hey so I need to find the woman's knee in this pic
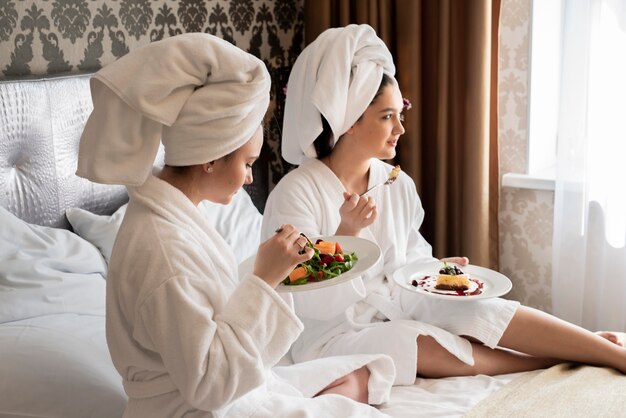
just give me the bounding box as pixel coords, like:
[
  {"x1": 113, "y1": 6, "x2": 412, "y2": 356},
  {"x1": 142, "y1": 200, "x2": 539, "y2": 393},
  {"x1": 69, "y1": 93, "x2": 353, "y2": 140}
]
[{"x1": 416, "y1": 335, "x2": 468, "y2": 378}]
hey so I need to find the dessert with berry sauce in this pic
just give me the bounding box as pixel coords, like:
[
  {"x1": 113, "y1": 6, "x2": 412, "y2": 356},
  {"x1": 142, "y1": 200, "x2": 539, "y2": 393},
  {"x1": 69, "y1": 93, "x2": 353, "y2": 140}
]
[{"x1": 435, "y1": 262, "x2": 470, "y2": 291}]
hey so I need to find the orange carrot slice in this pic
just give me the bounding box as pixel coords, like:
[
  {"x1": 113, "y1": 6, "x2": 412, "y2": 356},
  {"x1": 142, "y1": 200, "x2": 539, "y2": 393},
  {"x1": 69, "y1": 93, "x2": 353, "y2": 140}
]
[
  {"x1": 314, "y1": 240, "x2": 336, "y2": 255},
  {"x1": 289, "y1": 266, "x2": 309, "y2": 282}
]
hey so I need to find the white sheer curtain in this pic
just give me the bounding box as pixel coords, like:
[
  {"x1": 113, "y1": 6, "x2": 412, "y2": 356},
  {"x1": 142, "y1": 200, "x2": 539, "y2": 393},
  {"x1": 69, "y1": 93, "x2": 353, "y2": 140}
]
[{"x1": 552, "y1": 0, "x2": 626, "y2": 332}]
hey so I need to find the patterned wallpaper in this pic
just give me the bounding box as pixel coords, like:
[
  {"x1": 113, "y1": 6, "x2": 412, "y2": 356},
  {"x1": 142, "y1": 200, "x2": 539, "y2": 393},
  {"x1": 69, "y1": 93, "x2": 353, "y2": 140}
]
[
  {"x1": 498, "y1": 0, "x2": 554, "y2": 312},
  {"x1": 0, "y1": 0, "x2": 303, "y2": 76},
  {"x1": 0, "y1": 0, "x2": 304, "y2": 210}
]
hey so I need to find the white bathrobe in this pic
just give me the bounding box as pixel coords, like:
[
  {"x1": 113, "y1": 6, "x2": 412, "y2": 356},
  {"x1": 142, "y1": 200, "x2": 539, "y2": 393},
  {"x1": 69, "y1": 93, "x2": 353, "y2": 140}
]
[
  {"x1": 261, "y1": 158, "x2": 520, "y2": 385},
  {"x1": 106, "y1": 175, "x2": 396, "y2": 418}
]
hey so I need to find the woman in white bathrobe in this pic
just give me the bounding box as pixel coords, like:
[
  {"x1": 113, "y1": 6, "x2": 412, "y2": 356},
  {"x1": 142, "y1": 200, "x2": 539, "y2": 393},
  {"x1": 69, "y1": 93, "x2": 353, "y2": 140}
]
[
  {"x1": 76, "y1": 33, "x2": 397, "y2": 418},
  {"x1": 261, "y1": 24, "x2": 626, "y2": 386}
]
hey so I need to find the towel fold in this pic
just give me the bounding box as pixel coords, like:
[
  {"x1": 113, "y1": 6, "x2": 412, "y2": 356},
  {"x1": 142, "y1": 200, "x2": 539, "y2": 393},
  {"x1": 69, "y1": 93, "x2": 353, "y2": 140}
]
[
  {"x1": 77, "y1": 33, "x2": 270, "y2": 186},
  {"x1": 282, "y1": 24, "x2": 395, "y2": 165}
]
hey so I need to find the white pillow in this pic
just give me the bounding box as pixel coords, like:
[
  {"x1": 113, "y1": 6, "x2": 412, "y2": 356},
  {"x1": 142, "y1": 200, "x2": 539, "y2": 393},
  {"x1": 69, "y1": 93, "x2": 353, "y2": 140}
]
[
  {"x1": 0, "y1": 207, "x2": 107, "y2": 323},
  {"x1": 199, "y1": 190, "x2": 263, "y2": 263},
  {"x1": 66, "y1": 204, "x2": 128, "y2": 264},
  {"x1": 66, "y1": 190, "x2": 262, "y2": 264}
]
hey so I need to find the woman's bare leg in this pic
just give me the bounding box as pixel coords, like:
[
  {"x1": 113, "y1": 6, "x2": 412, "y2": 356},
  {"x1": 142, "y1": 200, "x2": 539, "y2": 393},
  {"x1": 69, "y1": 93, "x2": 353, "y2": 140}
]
[
  {"x1": 498, "y1": 306, "x2": 626, "y2": 372},
  {"x1": 416, "y1": 335, "x2": 561, "y2": 378},
  {"x1": 315, "y1": 366, "x2": 371, "y2": 404}
]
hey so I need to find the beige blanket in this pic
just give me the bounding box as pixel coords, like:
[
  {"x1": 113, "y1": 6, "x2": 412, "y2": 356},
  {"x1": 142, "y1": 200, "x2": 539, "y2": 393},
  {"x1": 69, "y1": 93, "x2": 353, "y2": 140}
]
[{"x1": 465, "y1": 362, "x2": 626, "y2": 418}]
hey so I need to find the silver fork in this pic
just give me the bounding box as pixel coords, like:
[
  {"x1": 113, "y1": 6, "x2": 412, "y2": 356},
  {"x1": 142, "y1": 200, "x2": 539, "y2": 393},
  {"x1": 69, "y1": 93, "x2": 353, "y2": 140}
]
[
  {"x1": 299, "y1": 232, "x2": 314, "y2": 246},
  {"x1": 274, "y1": 228, "x2": 315, "y2": 247},
  {"x1": 359, "y1": 165, "x2": 401, "y2": 196}
]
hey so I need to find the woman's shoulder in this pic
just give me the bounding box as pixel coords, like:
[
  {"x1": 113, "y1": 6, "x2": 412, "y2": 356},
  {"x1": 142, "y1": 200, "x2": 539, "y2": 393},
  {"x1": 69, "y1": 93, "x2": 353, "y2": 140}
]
[
  {"x1": 271, "y1": 158, "x2": 326, "y2": 192},
  {"x1": 120, "y1": 203, "x2": 209, "y2": 263}
]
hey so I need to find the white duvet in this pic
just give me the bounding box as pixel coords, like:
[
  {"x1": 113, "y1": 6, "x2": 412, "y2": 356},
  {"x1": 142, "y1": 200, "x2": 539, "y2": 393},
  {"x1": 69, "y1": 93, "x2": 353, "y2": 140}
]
[
  {"x1": 0, "y1": 314, "x2": 127, "y2": 418},
  {"x1": 0, "y1": 206, "x2": 126, "y2": 418}
]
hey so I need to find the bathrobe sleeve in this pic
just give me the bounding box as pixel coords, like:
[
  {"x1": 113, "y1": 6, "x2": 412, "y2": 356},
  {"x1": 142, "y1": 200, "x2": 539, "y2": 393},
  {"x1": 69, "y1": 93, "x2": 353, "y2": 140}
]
[
  {"x1": 261, "y1": 167, "x2": 367, "y2": 320},
  {"x1": 135, "y1": 273, "x2": 303, "y2": 411}
]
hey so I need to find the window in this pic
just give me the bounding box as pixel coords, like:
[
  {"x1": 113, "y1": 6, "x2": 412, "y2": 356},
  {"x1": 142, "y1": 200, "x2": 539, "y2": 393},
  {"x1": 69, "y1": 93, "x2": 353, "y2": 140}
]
[
  {"x1": 527, "y1": 0, "x2": 561, "y2": 178},
  {"x1": 501, "y1": 0, "x2": 561, "y2": 191}
]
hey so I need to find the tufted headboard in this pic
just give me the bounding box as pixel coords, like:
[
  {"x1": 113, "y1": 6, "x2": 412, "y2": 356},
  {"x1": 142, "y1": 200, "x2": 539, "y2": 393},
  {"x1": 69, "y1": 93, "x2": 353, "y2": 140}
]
[{"x1": 0, "y1": 74, "x2": 129, "y2": 230}]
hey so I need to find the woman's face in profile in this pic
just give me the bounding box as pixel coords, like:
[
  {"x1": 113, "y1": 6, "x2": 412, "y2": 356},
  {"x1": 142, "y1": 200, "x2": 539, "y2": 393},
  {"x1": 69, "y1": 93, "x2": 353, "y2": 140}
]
[
  {"x1": 351, "y1": 83, "x2": 405, "y2": 160},
  {"x1": 208, "y1": 125, "x2": 263, "y2": 204}
]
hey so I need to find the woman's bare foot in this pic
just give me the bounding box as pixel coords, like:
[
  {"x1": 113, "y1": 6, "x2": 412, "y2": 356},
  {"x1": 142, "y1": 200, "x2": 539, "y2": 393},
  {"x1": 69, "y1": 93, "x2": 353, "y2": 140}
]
[
  {"x1": 595, "y1": 331, "x2": 626, "y2": 373},
  {"x1": 596, "y1": 331, "x2": 624, "y2": 347}
]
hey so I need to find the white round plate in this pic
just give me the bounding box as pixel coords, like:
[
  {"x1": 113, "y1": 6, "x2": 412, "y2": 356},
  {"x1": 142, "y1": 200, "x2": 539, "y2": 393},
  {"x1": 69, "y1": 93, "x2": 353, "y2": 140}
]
[
  {"x1": 239, "y1": 235, "x2": 381, "y2": 293},
  {"x1": 392, "y1": 260, "x2": 512, "y2": 301}
]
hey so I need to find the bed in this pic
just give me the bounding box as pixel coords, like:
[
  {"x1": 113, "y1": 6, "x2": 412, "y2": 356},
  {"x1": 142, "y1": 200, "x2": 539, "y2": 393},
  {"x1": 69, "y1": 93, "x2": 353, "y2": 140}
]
[{"x1": 1, "y1": 74, "x2": 624, "y2": 418}]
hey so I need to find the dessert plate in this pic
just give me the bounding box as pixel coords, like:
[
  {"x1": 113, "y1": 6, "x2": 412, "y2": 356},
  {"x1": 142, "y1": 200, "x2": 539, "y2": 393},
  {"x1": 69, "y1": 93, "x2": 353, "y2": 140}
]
[
  {"x1": 239, "y1": 235, "x2": 381, "y2": 293},
  {"x1": 392, "y1": 260, "x2": 512, "y2": 301}
]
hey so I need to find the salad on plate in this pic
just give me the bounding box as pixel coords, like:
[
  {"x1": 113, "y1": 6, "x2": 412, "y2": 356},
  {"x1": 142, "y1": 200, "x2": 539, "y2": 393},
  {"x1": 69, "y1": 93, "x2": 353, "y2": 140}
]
[{"x1": 282, "y1": 238, "x2": 358, "y2": 286}]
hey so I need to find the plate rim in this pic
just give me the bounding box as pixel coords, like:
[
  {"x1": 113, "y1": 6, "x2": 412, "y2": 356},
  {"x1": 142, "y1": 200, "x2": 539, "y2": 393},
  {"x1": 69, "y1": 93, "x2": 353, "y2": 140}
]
[
  {"x1": 392, "y1": 260, "x2": 512, "y2": 301},
  {"x1": 239, "y1": 235, "x2": 382, "y2": 293}
]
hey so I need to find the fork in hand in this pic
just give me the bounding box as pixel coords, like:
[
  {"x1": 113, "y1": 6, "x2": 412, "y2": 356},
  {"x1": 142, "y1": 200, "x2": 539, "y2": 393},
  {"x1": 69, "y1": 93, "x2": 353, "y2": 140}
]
[
  {"x1": 359, "y1": 165, "x2": 401, "y2": 196},
  {"x1": 274, "y1": 228, "x2": 314, "y2": 248}
]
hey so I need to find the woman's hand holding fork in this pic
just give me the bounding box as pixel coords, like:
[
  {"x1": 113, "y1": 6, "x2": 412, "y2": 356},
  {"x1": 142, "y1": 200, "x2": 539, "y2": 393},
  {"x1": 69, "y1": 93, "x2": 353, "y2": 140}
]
[{"x1": 335, "y1": 192, "x2": 377, "y2": 236}]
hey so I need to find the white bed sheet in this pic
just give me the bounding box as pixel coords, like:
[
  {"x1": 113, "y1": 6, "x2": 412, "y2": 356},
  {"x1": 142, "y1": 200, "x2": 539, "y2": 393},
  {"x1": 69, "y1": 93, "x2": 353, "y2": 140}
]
[
  {"x1": 379, "y1": 372, "x2": 521, "y2": 417},
  {"x1": 275, "y1": 348, "x2": 522, "y2": 417},
  {"x1": 0, "y1": 313, "x2": 126, "y2": 418}
]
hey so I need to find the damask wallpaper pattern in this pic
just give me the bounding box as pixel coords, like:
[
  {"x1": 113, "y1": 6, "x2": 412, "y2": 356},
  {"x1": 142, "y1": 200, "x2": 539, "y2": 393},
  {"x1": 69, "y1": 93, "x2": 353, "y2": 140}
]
[
  {"x1": 0, "y1": 0, "x2": 304, "y2": 210},
  {"x1": 498, "y1": 0, "x2": 554, "y2": 312},
  {"x1": 0, "y1": 0, "x2": 302, "y2": 76}
]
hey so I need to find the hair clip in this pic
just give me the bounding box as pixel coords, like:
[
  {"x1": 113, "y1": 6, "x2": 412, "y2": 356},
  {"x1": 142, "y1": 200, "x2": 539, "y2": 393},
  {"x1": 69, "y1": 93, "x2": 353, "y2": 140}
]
[{"x1": 403, "y1": 98, "x2": 412, "y2": 110}]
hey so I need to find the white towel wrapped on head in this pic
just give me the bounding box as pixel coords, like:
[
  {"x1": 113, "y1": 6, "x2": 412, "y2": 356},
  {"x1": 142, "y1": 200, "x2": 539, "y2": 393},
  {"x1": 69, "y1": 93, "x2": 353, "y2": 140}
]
[
  {"x1": 282, "y1": 24, "x2": 395, "y2": 165},
  {"x1": 77, "y1": 33, "x2": 270, "y2": 186}
]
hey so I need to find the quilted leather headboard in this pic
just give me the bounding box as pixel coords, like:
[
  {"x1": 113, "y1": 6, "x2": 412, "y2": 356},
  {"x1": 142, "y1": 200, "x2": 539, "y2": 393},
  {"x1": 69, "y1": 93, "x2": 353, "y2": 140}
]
[{"x1": 0, "y1": 74, "x2": 128, "y2": 230}]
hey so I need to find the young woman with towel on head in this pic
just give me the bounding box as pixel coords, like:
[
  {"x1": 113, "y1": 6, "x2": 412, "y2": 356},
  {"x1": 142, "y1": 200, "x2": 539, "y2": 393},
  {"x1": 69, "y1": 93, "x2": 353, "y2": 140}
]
[
  {"x1": 261, "y1": 24, "x2": 626, "y2": 386},
  {"x1": 76, "y1": 33, "x2": 397, "y2": 418}
]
